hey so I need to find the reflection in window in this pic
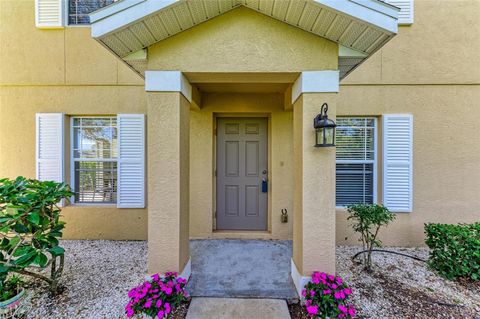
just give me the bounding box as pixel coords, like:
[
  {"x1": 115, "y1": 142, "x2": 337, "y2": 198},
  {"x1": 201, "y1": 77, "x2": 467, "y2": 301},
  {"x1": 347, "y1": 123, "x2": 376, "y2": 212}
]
[
  {"x1": 68, "y1": 0, "x2": 115, "y2": 25},
  {"x1": 335, "y1": 118, "x2": 376, "y2": 206},
  {"x1": 72, "y1": 117, "x2": 117, "y2": 204}
]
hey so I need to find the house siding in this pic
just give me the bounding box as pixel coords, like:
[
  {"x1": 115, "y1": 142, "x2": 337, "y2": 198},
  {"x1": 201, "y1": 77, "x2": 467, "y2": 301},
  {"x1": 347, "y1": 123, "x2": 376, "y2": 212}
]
[{"x1": 1, "y1": 0, "x2": 479, "y2": 245}]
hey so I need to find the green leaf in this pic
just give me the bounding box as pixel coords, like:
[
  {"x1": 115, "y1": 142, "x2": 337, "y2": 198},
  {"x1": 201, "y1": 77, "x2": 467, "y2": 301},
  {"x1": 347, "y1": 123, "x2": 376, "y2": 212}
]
[
  {"x1": 49, "y1": 246, "x2": 65, "y2": 256},
  {"x1": 0, "y1": 216, "x2": 12, "y2": 223},
  {"x1": 34, "y1": 253, "x2": 49, "y2": 267},
  {"x1": 26, "y1": 212, "x2": 40, "y2": 224},
  {"x1": 13, "y1": 251, "x2": 37, "y2": 267},
  {"x1": 13, "y1": 245, "x2": 34, "y2": 257}
]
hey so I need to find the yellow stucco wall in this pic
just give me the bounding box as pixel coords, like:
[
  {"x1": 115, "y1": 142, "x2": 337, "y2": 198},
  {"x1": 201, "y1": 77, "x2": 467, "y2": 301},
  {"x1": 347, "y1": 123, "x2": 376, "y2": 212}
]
[
  {"x1": 1, "y1": 0, "x2": 479, "y2": 247},
  {"x1": 148, "y1": 7, "x2": 337, "y2": 73},
  {"x1": 336, "y1": 85, "x2": 480, "y2": 246},
  {"x1": 0, "y1": 0, "x2": 147, "y2": 240},
  {"x1": 147, "y1": 92, "x2": 190, "y2": 273},
  {"x1": 335, "y1": 0, "x2": 480, "y2": 246},
  {"x1": 293, "y1": 93, "x2": 337, "y2": 275}
]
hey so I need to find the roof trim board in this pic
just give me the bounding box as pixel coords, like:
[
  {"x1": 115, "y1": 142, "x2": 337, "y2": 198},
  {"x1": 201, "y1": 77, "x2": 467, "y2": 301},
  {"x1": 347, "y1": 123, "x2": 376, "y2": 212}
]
[{"x1": 90, "y1": 0, "x2": 399, "y2": 79}]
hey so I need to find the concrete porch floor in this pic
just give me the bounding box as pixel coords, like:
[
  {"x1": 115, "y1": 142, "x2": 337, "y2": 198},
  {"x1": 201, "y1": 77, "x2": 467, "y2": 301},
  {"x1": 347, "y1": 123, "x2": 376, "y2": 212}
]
[{"x1": 187, "y1": 239, "x2": 298, "y2": 299}]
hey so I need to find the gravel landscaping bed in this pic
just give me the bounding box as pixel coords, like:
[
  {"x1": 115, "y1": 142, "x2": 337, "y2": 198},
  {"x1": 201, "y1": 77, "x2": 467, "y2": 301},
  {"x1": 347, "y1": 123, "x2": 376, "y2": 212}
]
[
  {"x1": 290, "y1": 246, "x2": 480, "y2": 319},
  {"x1": 337, "y1": 246, "x2": 479, "y2": 319},
  {"x1": 24, "y1": 241, "x2": 480, "y2": 319},
  {"x1": 27, "y1": 240, "x2": 148, "y2": 319}
]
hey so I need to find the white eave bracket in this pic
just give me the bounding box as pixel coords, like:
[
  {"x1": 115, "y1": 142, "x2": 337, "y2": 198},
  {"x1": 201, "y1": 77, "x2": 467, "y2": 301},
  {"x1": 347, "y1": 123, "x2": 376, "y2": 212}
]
[
  {"x1": 145, "y1": 71, "x2": 192, "y2": 103},
  {"x1": 292, "y1": 71, "x2": 340, "y2": 104}
]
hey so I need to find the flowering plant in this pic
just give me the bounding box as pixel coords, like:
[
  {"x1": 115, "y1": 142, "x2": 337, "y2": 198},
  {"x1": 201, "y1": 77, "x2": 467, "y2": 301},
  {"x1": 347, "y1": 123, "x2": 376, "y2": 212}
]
[
  {"x1": 302, "y1": 272, "x2": 356, "y2": 319},
  {"x1": 125, "y1": 272, "x2": 188, "y2": 319}
]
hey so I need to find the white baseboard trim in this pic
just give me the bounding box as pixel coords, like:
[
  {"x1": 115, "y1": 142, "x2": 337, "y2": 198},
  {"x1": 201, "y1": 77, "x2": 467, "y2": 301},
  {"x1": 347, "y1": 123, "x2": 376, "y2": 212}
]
[
  {"x1": 291, "y1": 258, "x2": 311, "y2": 298},
  {"x1": 179, "y1": 257, "x2": 192, "y2": 281}
]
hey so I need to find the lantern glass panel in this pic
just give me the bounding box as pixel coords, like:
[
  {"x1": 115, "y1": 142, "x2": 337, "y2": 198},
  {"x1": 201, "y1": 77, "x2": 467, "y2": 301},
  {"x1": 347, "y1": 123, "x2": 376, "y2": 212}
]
[{"x1": 325, "y1": 127, "x2": 334, "y2": 145}]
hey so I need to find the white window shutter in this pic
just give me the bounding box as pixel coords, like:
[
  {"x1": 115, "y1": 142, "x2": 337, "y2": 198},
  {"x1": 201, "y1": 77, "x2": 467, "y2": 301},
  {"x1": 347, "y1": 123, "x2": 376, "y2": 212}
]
[
  {"x1": 117, "y1": 114, "x2": 145, "y2": 208},
  {"x1": 383, "y1": 114, "x2": 413, "y2": 212},
  {"x1": 36, "y1": 113, "x2": 64, "y2": 183},
  {"x1": 35, "y1": 0, "x2": 65, "y2": 28},
  {"x1": 386, "y1": 0, "x2": 414, "y2": 25}
]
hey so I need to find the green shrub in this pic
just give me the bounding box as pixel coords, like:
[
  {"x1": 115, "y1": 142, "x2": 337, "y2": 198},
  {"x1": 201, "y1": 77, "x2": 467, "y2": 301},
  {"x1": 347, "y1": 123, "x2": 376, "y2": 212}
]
[
  {"x1": 424, "y1": 222, "x2": 480, "y2": 281},
  {"x1": 0, "y1": 176, "x2": 73, "y2": 294},
  {"x1": 346, "y1": 204, "x2": 395, "y2": 271}
]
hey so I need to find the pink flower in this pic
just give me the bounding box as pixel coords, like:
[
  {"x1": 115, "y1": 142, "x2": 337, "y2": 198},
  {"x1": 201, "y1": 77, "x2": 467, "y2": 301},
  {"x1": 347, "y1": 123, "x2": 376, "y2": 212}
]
[
  {"x1": 322, "y1": 289, "x2": 332, "y2": 295},
  {"x1": 348, "y1": 306, "x2": 356, "y2": 317},
  {"x1": 338, "y1": 304, "x2": 348, "y2": 313},
  {"x1": 310, "y1": 290, "x2": 315, "y2": 296},
  {"x1": 344, "y1": 288, "x2": 352, "y2": 295},
  {"x1": 152, "y1": 274, "x2": 160, "y2": 281},
  {"x1": 312, "y1": 277, "x2": 320, "y2": 284},
  {"x1": 336, "y1": 277, "x2": 343, "y2": 285},
  {"x1": 328, "y1": 275, "x2": 335, "y2": 281},
  {"x1": 306, "y1": 305, "x2": 319, "y2": 317},
  {"x1": 305, "y1": 299, "x2": 312, "y2": 306},
  {"x1": 156, "y1": 299, "x2": 163, "y2": 308},
  {"x1": 144, "y1": 300, "x2": 153, "y2": 309},
  {"x1": 125, "y1": 305, "x2": 134, "y2": 318},
  {"x1": 157, "y1": 310, "x2": 164, "y2": 318},
  {"x1": 164, "y1": 302, "x2": 171, "y2": 314},
  {"x1": 301, "y1": 289, "x2": 307, "y2": 297},
  {"x1": 331, "y1": 284, "x2": 338, "y2": 289},
  {"x1": 334, "y1": 291, "x2": 345, "y2": 300}
]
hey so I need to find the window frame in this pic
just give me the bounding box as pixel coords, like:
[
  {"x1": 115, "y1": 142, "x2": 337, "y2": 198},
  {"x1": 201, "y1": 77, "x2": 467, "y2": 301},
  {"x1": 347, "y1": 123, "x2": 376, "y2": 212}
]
[
  {"x1": 65, "y1": 0, "x2": 116, "y2": 26},
  {"x1": 335, "y1": 117, "x2": 378, "y2": 208},
  {"x1": 70, "y1": 116, "x2": 118, "y2": 206}
]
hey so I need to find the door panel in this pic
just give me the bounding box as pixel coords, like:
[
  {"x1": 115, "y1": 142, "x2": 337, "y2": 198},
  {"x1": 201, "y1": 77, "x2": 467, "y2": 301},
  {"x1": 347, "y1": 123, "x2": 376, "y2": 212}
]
[{"x1": 217, "y1": 118, "x2": 268, "y2": 230}]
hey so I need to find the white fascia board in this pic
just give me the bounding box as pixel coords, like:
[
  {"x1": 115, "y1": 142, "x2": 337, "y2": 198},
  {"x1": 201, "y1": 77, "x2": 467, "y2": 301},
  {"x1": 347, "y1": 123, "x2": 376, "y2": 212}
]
[
  {"x1": 315, "y1": 0, "x2": 398, "y2": 34},
  {"x1": 90, "y1": 0, "x2": 145, "y2": 23},
  {"x1": 350, "y1": 0, "x2": 400, "y2": 18},
  {"x1": 145, "y1": 71, "x2": 192, "y2": 102},
  {"x1": 339, "y1": 45, "x2": 368, "y2": 58},
  {"x1": 292, "y1": 71, "x2": 339, "y2": 104},
  {"x1": 91, "y1": 0, "x2": 180, "y2": 38}
]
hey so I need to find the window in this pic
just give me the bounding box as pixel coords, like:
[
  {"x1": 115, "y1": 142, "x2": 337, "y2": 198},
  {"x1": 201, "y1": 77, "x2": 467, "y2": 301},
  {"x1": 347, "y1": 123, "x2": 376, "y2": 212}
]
[
  {"x1": 72, "y1": 117, "x2": 117, "y2": 204},
  {"x1": 68, "y1": 0, "x2": 115, "y2": 25},
  {"x1": 336, "y1": 118, "x2": 376, "y2": 206}
]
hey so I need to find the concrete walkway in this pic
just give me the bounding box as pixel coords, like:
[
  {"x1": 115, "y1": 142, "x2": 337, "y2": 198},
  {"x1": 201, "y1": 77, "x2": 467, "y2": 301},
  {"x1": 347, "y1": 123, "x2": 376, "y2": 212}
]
[
  {"x1": 185, "y1": 298, "x2": 291, "y2": 319},
  {"x1": 187, "y1": 239, "x2": 297, "y2": 299}
]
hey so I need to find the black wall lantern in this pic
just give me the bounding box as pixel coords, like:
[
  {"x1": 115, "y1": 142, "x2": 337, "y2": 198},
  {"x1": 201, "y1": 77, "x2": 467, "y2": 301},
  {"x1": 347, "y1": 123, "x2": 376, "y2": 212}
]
[{"x1": 313, "y1": 103, "x2": 336, "y2": 147}]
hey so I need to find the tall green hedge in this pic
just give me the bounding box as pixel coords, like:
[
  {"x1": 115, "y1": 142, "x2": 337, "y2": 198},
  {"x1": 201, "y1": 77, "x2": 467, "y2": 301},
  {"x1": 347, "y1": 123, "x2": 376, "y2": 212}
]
[{"x1": 424, "y1": 222, "x2": 480, "y2": 281}]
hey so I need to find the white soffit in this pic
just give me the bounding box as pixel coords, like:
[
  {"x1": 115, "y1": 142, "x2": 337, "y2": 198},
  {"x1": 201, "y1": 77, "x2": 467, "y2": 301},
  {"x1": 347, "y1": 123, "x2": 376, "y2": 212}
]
[{"x1": 90, "y1": 0, "x2": 399, "y2": 78}]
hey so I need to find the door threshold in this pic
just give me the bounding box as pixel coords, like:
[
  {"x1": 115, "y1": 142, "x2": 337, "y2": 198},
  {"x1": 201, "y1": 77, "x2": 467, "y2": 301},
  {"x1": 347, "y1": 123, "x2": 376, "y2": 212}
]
[{"x1": 211, "y1": 230, "x2": 272, "y2": 240}]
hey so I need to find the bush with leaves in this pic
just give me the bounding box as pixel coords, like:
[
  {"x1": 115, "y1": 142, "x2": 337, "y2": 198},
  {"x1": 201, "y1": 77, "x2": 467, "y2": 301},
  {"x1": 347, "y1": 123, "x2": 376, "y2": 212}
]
[
  {"x1": 425, "y1": 222, "x2": 480, "y2": 281},
  {"x1": 0, "y1": 177, "x2": 73, "y2": 294},
  {"x1": 346, "y1": 204, "x2": 395, "y2": 271}
]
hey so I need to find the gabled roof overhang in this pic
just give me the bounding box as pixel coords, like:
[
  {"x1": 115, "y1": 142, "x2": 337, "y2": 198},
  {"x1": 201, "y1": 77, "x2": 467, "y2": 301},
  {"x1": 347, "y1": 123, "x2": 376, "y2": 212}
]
[{"x1": 90, "y1": 0, "x2": 399, "y2": 79}]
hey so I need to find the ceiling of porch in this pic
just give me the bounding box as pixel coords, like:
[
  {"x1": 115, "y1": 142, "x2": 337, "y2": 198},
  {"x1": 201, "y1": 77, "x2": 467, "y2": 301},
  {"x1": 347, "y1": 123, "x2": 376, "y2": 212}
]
[{"x1": 90, "y1": 0, "x2": 399, "y2": 80}]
